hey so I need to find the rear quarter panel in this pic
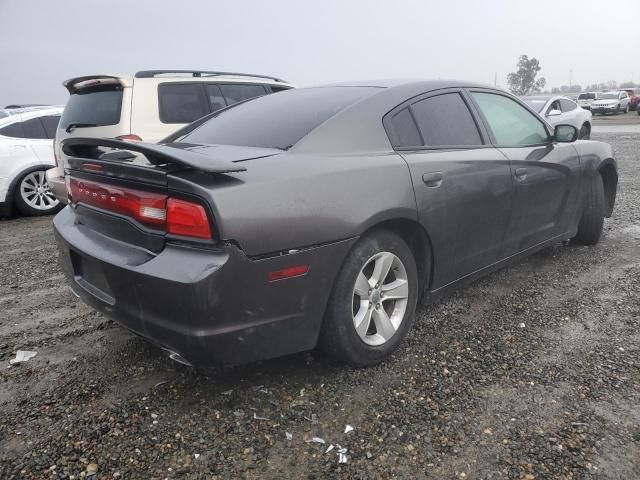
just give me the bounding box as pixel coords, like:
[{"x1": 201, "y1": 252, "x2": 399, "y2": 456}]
[{"x1": 169, "y1": 152, "x2": 418, "y2": 256}]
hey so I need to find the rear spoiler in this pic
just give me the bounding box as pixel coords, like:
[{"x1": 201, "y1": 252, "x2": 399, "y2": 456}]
[
  {"x1": 63, "y1": 75, "x2": 132, "y2": 93},
  {"x1": 61, "y1": 137, "x2": 247, "y2": 174}
]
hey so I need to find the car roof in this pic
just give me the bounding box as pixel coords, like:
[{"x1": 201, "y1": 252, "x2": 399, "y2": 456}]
[
  {"x1": 63, "y1": 71, "x2": 293, "y2": 92},
  {"x1": 289, "y1": 80, "x2": 502, "y2": 154}
]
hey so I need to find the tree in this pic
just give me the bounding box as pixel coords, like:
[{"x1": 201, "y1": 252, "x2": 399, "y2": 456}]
[
  {"x1": 507, "y1": 55, "x2": 547, "y2": 95},
  {"x1": 620, "y1": 81, "x2": 637, "y2": 88}
]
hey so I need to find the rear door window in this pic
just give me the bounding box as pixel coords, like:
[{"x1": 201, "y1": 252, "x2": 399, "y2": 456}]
[
  {"x1": 22, "y1": 117, "x2": 48, "y2": 139},
  {"x1": 158, "y1": 84, "x2": 209, "y2": 124},
  {"x1": 0, "y1": 121, "x2": 25, "y2": 138},
  {"x1": 40, "y1": 115, "x2": 60, "y2": 139},
  {"x1": 205, "y1": 84, "x2": 227, "y2": 112},
  {"x1": 219, "y1": 84, "x2": 268, "y2": 106},
  {"x1": 410, "y1": 93, "x2": 482, "y2": 147},
  {"x1": 560, "y1": 99, "x2": 577, "y2": 112},
  {"x1": 387, "y1": 108, "x2": 422, "y2": 148},
  {"x1": 60, "y1": 87, "x2": 123, "y2": 130}
]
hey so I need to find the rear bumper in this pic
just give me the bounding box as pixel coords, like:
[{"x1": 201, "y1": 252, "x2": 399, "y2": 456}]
[
  {"x1": 54, "y1": 206, "x2": 355, "y2": 365},
  {"x1": 46, "y1": 167, "x2": 68, "y2": 204}
]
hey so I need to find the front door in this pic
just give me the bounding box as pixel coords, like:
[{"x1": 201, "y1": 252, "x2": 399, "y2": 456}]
[{"x1": 469, "y1": 90, "x2": 580, "y2": 257}]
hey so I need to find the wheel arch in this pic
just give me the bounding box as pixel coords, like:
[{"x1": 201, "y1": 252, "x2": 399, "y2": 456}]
[{"x1": 361, "y1": 218, "x2": 434, "y2": 298}]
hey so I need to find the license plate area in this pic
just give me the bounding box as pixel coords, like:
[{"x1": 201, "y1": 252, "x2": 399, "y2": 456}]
[{"x1": 70, "y1": 250, "x2": 115, "y2": 305}]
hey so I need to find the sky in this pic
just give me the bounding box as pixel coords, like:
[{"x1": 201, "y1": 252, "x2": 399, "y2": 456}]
[{"x1": 1, "y1": 0, "x2": 639, "y2": 106}]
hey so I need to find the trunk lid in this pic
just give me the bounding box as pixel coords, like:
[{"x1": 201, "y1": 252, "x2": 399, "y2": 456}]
[{"x1": 61, "y1": 138, "x2": 277, "y2": 252}]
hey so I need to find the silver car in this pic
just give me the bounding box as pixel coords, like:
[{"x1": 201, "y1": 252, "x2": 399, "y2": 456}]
[{"x1": 522, "y1": 95, "x2": 593, "y2": 139}]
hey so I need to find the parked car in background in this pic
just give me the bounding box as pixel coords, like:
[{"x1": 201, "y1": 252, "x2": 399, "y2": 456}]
[
  {"x1": 590, "y1": 91, "x2": 630, "y2": 115},
  {"x1": 46, "y1": 70, "x2": 293, "y2": 204},
  {"x1": 54, "y1": 81, "x2": 617, "y2": 367},
  {"x1": 577, "y1": 91, "x2": 601, "y2": 110},
  {"x1": 620, "y1": 88, "x2": 640, "y2": 110},
  {"x1": 0, "y1": 106, "x2": 63, "y2": 216},
  {"x1": 521, "y1": 95, "x2": 592, "y2": 139}
]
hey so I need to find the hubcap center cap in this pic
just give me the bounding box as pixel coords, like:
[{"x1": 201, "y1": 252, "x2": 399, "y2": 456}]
[{"x1": 371, "y1": 289, "x2": 381, "y2": 304}]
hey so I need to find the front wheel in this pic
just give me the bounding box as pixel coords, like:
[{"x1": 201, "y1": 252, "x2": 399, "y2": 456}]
[
  {"x1": 318, "y1": 230, "x2": 419, "y2": 367},
  {"x1": 13, "y1": 168, "x2": 61, "y2": 216},
  {"x1": 572, "y1": 174, "x2": 605, "y2": 246}
]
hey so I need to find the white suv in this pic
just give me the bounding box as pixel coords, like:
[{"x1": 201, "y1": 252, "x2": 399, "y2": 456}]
[
  {"x1": 590, "y1": 90, "x2": 631, "y2": 115},
  {"x1": 0, "y1": 106, "x2": 63, "y2": 216},
  {"x1": 576, "y1": 92, "x2": 601, "y2": 110},
  {"x1": 47, "y1": 70, "x2": 293, "y2": 201}
]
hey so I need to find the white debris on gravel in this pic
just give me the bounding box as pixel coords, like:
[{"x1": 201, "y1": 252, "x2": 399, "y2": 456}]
[
  {"x1": 344, "y1": 424, "x2": 354, "y2": 434},
  {"x1": 308, "y1": 437, "x2": 325, "y2": 444},
  {"x1": 325, "y1": 444, "x2": 334, "y2": 453},
  {"x1": 285, "y1": 432, "x2": 293, "y2": 441},
  {"x1": 9, "y1": 350, "x2": 37, "y2": 365}
]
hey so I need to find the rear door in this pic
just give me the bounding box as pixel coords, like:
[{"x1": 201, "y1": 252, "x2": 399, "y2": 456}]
[
  {"x1": 385, "y1": 89, "x2": 513, "y2": 287},
  {"x1": 469, "y1": 90, "x2": 580, "y2": 256}
]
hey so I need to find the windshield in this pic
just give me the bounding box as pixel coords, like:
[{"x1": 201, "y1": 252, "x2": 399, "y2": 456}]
[
  {"x1": 600, "y1": 93, "x2": 619, "y2": 100},
  {"x1": 522, "y1": 99, "x2": 547, "y2": 113},
  {"x1": 578, "y1": 93, "x2": 595, "y2": 100},
  {"x1": 59, "y1": 86, "x2": 123, "y2": 130},
  {"x1": 181, "y1": 86, "x2": 380, "y2": 150}
]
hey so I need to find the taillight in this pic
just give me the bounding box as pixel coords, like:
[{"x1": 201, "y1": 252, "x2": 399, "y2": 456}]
[
  {"x1": 68, "y1": 178, "x2": 212, "y2": 240},
  {"x1": 116, "y1": 134, "x2": 143, "y2": 142},
  {"x1": 69, "y1": 178, "x2": 166, "y2": 228},
  {"x1": 166, "y1": 198, "x2": 211, "y2": 240}
]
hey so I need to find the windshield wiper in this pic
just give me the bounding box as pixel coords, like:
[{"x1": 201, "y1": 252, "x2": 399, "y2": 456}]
[{"x1": 65, "y1": 122, "x2": 97, "y2": 133}]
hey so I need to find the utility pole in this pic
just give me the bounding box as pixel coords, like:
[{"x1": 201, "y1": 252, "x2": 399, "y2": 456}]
[
  {"x1": 569, "y1": 69, "x2": 572, "y2": 89},
  {"x1": 494, "y1": 72, "x2": 497, "y2": 86}
]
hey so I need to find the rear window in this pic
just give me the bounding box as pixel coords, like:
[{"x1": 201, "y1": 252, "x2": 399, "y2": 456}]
[
  {"x1": 182, "y1": 86, "x2": 379, "y2": 150},
  {"x1": 60, "y1": 87, "x2": 123, "y2": 130},
  {"x1": 158, "y1": 83, "x2": 209, "y2": 124},
  {"x1": 578, "y1": 93, "x2": 595, "y2": 100}
]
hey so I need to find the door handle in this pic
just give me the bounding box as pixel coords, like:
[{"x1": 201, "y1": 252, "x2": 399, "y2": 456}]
[
  {"x1": 514, "y1": 167, "x2": 527, "y2": 179},
  {"x1": 422, "y1": 172, "x2": 443, "y2": 187}
]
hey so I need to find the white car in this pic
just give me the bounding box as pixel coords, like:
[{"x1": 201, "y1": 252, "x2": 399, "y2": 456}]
[
  {"x1": 590, "y1": 91, "x2": 630, "y2": 115},
  {"x1": 47, "y1": 69, "x2": 293, "y2": 202},
  {"x1": 0, "y1": 106, "x2": 63, "y2": 216},
  {"x1": 521, "y1": 95, "x2": 593, "y2": 139},
  {"x1": 576, "y1": 92, "x2": 602, "y2": 110}
]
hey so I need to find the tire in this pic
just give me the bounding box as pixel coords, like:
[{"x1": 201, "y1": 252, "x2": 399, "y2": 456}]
[
  {"x1": 578, "y1": 122, "x2": 591, "y2": 140},
  {"x1": 318, "y1": 230, "x2": 419, "y2": 367},
  {"x1": 572, "y1": 174, "x2": 605, "y2": 246},
  {"x1": 13, "y1": 167, "x2": 62, "y2": 216}
]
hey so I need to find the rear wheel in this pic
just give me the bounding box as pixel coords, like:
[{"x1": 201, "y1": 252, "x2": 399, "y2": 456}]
[
  {"x1": 578, "y1": 122, "x2": 591, "y2": 140},
  {"x1": 318, "y1": 230, "x2": 418, "y2": 367},
  {"x1": 572, "y1": 174, "x2": 605, "y2": 246},
  {"x1": 13, "y1": 168, "x2": 61, "y2": 216}
]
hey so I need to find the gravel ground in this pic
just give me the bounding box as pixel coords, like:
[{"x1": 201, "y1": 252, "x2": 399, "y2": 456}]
[{"x1": 0, "y1": 131, "x2": 638, "y2": 479}]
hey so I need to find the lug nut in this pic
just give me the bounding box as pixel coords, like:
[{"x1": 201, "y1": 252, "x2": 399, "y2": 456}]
[{"x1": 376, "y1": 303, "x2": 381, "y2": 309}]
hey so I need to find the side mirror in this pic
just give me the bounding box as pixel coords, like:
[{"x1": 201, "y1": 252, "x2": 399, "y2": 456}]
[
  {"x1": 554, "y1": 124, "x2": 578, "y2": 143},
  {"x1": 547, "y1": 109, "x2": 562, "y2": 117}
]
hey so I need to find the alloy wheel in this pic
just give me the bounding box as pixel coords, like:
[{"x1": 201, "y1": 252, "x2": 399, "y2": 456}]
[
  {"x1": 20, "y1": 171, "x2": 59, "y2": 211},
  {"x1": 352, "y1": 251, "x2": 409, "y2": 346}
]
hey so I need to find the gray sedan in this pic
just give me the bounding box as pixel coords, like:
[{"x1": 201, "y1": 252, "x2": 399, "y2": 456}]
[{"x1": 53, "y1": 80, "x2": 618, "y2": 367}]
